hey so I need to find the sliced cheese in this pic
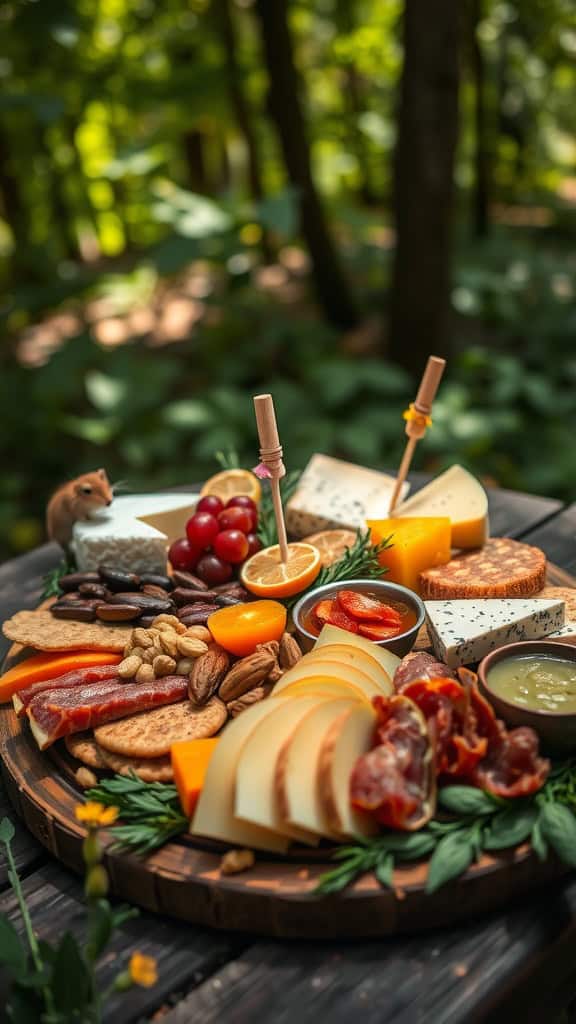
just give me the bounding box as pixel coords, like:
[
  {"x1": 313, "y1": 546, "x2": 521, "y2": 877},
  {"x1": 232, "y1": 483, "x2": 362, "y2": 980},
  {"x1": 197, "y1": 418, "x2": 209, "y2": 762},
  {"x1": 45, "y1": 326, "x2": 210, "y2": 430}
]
[
  {"x1": 190, "y1": 699, "x2": 290, "y2": 852},
  {"x1": 314, "y1": 624, "x2": 400, "y2": 681},
  {"x1": 367, "y1": 516, "x2": 451, "y2": 594},
  {"x1": 275, "y1": 677, "x2": 369, "y2": 702},
  {"x1": 276, "y1": 698, "x2": 358, "y2": 839},
  {"x1": 73, "y1": 493, "x2": 198, "y2": 574},
  {"x1": 235, "y1": 696, "x2": 336, "y2": 844},
  {"x1": 273, "y1": 659, "x2": 383, "y2": 699},
  {"x1": 317, "y1": 703, "x2": 379, "y2": 839},
  {"x1": 286, "y1": 454, "x2": 409, "y2": 538},
  {"x1": 304, "y1": 643, "x2": 392, "y2": 691},
  {"x1": 394, "y1": 465, "x2": 489, "y2": 549},
  {"x1": 425, "y1": 597, "x2": 566, "y2": 668}
]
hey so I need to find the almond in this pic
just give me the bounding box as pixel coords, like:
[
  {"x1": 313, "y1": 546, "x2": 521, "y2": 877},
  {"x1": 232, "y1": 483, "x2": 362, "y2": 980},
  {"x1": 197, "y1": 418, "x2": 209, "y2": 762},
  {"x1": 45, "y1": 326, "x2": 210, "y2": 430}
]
[
  {"x1": 218, "y1": 650, "x2": 275, "y2": 702},
  {"x1": 227, "y1": 683, "x2": 273, "y2": 717},
  {"x1": 279, "y1": 632, "x2": 302, "y2": 669},
  {"x1": 189, "y1": 644, "x2": 230, "y2": 705}
]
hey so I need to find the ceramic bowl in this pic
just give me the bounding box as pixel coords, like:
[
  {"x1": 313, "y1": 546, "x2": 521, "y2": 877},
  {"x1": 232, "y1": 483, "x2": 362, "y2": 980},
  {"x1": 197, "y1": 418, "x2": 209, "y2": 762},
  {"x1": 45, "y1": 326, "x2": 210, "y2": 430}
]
[
  {"x1": 291, "y1": 578, "x2": 425, "y2": 657},
  {"x1": 478, "y1": 640, "x2": 576, "y2": 752}
]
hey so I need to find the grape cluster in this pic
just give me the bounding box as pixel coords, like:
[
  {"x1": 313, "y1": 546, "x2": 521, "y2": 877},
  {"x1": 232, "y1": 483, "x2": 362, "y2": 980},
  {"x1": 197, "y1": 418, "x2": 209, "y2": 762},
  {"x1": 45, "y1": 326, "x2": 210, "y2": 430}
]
[{"x1": 168, "y1": 495, "x2": 262, "y2": 586}]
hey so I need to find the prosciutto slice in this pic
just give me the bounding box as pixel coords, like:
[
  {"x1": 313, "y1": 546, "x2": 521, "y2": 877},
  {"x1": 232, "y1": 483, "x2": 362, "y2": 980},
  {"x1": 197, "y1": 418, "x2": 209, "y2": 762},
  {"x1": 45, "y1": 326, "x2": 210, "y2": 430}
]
[
  {"x1": 14, "y1": 664, "x2": 122, "y2": 717},
  {"x1": 28, "y1": 676, "x2": 188, "y2": 749}
]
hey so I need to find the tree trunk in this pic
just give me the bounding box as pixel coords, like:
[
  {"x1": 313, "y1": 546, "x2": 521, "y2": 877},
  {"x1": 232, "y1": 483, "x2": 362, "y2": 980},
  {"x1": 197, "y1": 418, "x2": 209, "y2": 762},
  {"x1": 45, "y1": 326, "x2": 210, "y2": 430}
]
[
  {"x1": 335, "y1": 0, "x2": 379, "y2": 206},
  {"x1": 469, "y1": 0, "x2": 490, "y2": 237},
  {"x1": 183, "y1": 130, "x2": 209, "y2": 194},
  {"x1": 388, "y1": 0, "x2": 460, "y2": 370},
  {"x1": 253, "y1": 0, "x2": 358, "y2": 328},
  {"x1": 214, "y1": 0, "x2": 273, "y2": 260}
]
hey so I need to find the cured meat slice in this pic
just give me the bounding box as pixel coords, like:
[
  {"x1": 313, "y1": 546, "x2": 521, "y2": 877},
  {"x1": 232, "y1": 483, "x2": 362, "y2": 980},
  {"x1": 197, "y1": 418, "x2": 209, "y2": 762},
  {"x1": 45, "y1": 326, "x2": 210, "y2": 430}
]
[
  {"x1": 350, "y1": 695, "x2": 435, "y2": 830},
  {"x1": 419, "y1": 538, "x2": 546, "y2": 600},
  {"x1": 13, "y1": 664, "x2": 122, "y2": 717},
  {"x1": 394, "y1": 652, "x2": 456, "y2": 692},
  {"x1": 28, "y1": 676, "x2": 188, "y2": 750}
]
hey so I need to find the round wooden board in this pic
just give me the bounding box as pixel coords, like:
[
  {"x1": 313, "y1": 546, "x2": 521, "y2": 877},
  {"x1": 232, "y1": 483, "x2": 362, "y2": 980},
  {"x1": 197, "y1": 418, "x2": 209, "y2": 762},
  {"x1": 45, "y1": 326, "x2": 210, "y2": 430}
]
[{"x1": 0, "y1": 563, "x2": 573, "y2": 939}]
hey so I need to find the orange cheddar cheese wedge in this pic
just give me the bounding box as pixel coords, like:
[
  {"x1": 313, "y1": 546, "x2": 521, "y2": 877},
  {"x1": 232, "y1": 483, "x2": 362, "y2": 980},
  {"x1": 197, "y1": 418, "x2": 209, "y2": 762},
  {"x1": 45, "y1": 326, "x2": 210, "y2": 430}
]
[
  {"x1": 0, "y1": 651, "x2": 122, "y2": 704},
  {"x1": 367, "y1": 517, "x2": 451, "y2": 594},
  {"x1": 171, "y1": 738, "x2": 219, "y2": 817}
]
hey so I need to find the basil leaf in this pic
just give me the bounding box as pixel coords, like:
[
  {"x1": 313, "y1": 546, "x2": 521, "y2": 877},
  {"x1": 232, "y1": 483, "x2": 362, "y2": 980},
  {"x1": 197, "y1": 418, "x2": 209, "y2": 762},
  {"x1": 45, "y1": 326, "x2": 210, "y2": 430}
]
[
  {"x1": 531, "y1": 819, "x2": 549, "y2": 862},
  {"x1": 439, "y1": 787, "x2": 496, "y2": 816},
  {"x1": 539, "y1": 802, "x2": 576, "y2": 867},
  {"x1": 374, "y1": 852, "x2": 394, "y2": 889},
  {"x1": 426, "y1": 831, "x2": 475, "y2": 894},
  {"x1": 378, "y1": 831, "x2": 437, "y2": 860},
  {"x1": 315, "y1": 864, "x2": 362, "y2": 895},
  {"x1": 483, "y1": 806, "x2": 538, "y2": 851}
]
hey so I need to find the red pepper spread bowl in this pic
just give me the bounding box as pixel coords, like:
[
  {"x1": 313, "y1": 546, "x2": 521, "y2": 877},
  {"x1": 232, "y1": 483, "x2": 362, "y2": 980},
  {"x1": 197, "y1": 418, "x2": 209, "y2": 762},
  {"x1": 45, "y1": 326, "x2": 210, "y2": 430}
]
[{"x1": 292, "y1": 578, "x2": 425, "y2": 657}]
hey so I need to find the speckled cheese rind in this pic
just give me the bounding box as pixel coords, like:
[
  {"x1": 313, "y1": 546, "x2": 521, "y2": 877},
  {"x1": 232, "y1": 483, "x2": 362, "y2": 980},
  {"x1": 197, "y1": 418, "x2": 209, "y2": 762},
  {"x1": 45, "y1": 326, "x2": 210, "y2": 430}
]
[
  {"x1": 285, "y1": 454, "x2": 409, "y2": 538},
  {"x1": 419, "y1": 537, "x2": 547, "y2": 599},
  {"x1": 425, "y1": 597, "x2": 565, "y2": 668}
]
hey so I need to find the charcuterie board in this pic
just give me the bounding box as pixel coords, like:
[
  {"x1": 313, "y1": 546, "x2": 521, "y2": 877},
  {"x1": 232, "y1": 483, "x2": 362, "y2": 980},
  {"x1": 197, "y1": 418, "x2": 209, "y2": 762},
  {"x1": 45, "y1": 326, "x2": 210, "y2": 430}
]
[{"x1": 1, "y1": 561, "x2": 573, "y2": 940}]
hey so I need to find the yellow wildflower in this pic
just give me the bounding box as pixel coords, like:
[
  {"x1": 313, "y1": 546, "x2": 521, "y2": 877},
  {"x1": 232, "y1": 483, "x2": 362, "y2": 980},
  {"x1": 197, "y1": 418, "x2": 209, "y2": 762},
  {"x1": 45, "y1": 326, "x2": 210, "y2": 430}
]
[
  {"x1": 129, "y1": 952, "x2": 158, "y2": 989},
  {"x1": 75, "y1": 802, "x2": 119, "y2": 829}
]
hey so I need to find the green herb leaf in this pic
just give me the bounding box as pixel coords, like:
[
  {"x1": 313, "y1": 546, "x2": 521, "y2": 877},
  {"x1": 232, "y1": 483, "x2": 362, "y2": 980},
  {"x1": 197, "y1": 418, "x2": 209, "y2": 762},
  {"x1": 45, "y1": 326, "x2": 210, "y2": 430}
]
[
  {"x1": 539, "y1": 802, "x2": 576, "y2": 867},
  {"x1": 51, "y1": 932, "x2": 93, "y2": 1015},
  {"x1": 85, "y1": 775, "x2": 187, "y2": 856},
  {"x1": 0, "y1": 914, "x2": 27, "y2": 976},
  {"x1": 483, "y1": 806, "x2": 538, "y2": 850},
  {"x1": 0, "y1": 818, "x2": 15, "y2": 844},
  {"x1": 438, "y1": 787, "x2": 497, "y2": 816},
  {"x1": 375, "y1": 831, "x2": 437, "y2": 860},
  {"x1": 531, "y1": 819, "x2": 549, "y2": 862},
  {"x1": 315, "y1": 862, "x2": 363, "y2": 895},
  {"x1": 374, "y1": 852, "x2": 394, "y2": 888},
  {"x1": 426, "y1": 831, "x2": 475, "y2": 894}
]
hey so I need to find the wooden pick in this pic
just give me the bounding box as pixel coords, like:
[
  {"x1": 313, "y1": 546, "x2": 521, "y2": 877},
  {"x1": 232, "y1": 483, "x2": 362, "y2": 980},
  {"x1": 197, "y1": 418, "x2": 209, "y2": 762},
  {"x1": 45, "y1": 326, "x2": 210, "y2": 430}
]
[
  {"x1": 253, "y1": 393, "x2": 289, "y2": 563},
  {"x1": 389, "y1": 355, "x2": 446, "y2": 514}
]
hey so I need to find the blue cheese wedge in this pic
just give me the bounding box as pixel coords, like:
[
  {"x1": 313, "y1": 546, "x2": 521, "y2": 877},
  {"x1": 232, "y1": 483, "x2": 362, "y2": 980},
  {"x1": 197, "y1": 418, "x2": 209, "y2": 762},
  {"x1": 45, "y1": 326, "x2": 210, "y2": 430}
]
[
  {"x1": 548, "y1": 622, "x2": 576, "y2": 640},
  {"x1": 425, "y1": 598, "x2": 566, "y2": 668},
  {"x1": 285, "y1": 454, "x2": 409, "y2": 538},
  {"x1": 73, "y1": 493, "x2": 198, "y2": 574}
]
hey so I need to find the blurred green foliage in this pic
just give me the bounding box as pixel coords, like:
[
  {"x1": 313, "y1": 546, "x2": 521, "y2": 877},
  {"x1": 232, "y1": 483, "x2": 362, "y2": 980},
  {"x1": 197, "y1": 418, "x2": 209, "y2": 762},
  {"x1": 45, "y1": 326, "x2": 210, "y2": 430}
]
[{"x1": 0, "y1": 0, "x2": 575, "y2": 557}]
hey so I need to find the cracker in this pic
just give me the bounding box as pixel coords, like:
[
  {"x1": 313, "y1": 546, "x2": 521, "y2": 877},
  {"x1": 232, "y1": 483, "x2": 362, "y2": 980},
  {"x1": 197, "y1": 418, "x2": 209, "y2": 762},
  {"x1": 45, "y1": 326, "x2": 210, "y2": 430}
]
[
  {"x1": 94, "y1": 698, "x2": 227, "y2": 758},
  {"x1": 65, "y1": 732, "x2": 107, "y2": 769},
  {"x1": 2, "y1": 610, "x2": 131, "y2": 653},
  {"x1": 98, "y1": 747, "x2": 174, "y2": 783},
  {"x1": 535, "y1": 586, "x2": 576, "y2": 621},
  {"x1": 419, "y1": 538, "x2": 546, "y2": 600}
]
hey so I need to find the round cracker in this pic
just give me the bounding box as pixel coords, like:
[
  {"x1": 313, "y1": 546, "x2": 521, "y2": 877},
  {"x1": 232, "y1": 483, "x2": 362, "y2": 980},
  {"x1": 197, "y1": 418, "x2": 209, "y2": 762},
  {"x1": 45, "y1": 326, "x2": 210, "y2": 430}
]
[
  {"x1": 94, "y1": 698, "x2": 227, "y2": 758},
  {"x1": 65, "y1": 732, "x2": 107, "y2": 769},
  {"x1": 98, "y1": 747, "x2": 174, "y2": 783},
  {"x1": 2, "y1": 610, "x2": 130, "y2": 653}
]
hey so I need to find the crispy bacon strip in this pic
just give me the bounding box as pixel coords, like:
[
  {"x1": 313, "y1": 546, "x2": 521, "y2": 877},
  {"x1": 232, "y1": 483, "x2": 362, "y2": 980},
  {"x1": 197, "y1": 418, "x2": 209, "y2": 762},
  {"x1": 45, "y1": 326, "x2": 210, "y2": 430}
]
[
  {"x1": 14, "y1": 664, "x2": 122, "y2": 717},
  {"x1": 28, "y1": 676, "x2": 188, "y2": 749},
  {"x1": 351, "y1": 695, "x2": 435, "y2": 830}
]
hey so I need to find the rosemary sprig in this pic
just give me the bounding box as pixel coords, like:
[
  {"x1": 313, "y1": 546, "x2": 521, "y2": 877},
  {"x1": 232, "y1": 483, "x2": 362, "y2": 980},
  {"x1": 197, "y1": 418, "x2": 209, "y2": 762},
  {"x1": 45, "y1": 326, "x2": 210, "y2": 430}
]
[
  {"x1": 86, "y1": 775, "x2": 188, "y2": 856},
  {"x1": 257, "y1": 469, "x2": 302, "y2": 548},
  {"x1": 41, "y1": 554, "x2": 76, "y2": 599},
  {"x1": 314, "y1": 528, "x2": 393, "y2": 589}
]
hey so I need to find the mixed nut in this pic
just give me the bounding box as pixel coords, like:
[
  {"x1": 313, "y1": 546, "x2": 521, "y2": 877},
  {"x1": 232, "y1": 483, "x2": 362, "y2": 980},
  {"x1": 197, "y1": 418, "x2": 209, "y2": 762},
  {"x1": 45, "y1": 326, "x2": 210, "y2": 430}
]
[{"x1": 51, "y1": 565, "x2": 249, "y2": 626}]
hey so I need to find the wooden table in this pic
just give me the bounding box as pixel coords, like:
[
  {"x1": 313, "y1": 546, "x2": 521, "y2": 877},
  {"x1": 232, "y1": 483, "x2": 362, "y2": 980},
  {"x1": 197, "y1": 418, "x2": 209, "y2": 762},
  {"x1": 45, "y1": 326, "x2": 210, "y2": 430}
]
[{"x1": 1, "y1": 481, "x2": 576, "y2": 1024}]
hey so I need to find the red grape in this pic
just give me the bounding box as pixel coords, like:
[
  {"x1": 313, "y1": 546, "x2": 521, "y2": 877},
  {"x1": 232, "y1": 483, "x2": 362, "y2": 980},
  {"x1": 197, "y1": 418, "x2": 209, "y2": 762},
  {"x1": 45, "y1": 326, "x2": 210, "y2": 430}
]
[
  {"x1": 214, "y1": 529, "x2": 249, "y2": 563},
  {"x1": 186, "y1": 512, "x2": 220, "y2": 548},
  {"x1": 218, "y1": 506, "x2": 253, "y2": 534},
  {"x1": 196, "y1": 495, "x2": 224, "y2": 516},
  {"x1": 195, "y1": 553, "x2": 233, "y2": 586},
  {"x1": 168, "y1": 537, "x2": 200, "y2": 571},
  {"x1": 226, "y1": 495, "x2": 258, "y2": 530},
  {"x1": 245, "y1": 532, "x2": 262, "y2": 557}
]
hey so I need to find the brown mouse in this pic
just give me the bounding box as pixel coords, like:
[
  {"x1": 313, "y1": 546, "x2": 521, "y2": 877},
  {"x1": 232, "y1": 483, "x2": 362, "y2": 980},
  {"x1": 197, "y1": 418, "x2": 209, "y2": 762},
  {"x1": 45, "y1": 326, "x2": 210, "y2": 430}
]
[{"x1": 46, "y1": 469, "x2": 113, "y2": 549}]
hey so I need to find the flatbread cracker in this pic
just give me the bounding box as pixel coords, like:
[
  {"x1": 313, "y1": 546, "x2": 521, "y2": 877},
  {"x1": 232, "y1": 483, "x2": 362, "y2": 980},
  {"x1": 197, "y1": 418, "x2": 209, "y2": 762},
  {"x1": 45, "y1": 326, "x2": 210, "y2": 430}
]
[
  {"x1": 65, "y1": 732, "x2": 107, "y2": 769},
  {"x1": 2, "y1": 610, "x2": 130, "y2": 653},
  {"x1": 94, "y1": 698, "x2": 227, "y2": 758},
  {"x1": 98, "y1": 747, "x2": 174, "y2": 783}
]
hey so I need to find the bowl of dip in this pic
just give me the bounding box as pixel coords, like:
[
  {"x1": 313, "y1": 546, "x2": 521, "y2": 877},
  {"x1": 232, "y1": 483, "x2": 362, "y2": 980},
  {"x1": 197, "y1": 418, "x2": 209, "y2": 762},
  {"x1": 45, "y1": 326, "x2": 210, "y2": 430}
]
[
  {"x1": 478, "y1": 640, "x2": 576, "y2": 752},
  {"x1": 292, "y1": 578, "x2": 425, "y2": 657}
]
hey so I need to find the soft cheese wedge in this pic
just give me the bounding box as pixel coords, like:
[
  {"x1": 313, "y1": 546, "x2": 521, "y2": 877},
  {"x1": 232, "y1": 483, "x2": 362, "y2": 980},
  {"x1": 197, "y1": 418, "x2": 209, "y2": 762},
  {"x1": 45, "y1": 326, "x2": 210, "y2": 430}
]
[
  {"x1": 317, "y1": 703, "x2": 379, "y2": 839},
  {"x1": 276, "y1": 698, "x2": 358, "y2": 839},
  {"x1": 235, "y1": 696, "x2": 338, "y2": 844},
  {"x1": 191, "y1": 699, "x2": 291, "y2": 852},
  {"x1": 273, "y1": 659, "x2": 383, "y2": 699},
  {"x1": 393, "y1": 465, "x2": 489, "y2": 549},
  {"x1": 314, "y1": 624, "x2": 400, "y2": 682}
]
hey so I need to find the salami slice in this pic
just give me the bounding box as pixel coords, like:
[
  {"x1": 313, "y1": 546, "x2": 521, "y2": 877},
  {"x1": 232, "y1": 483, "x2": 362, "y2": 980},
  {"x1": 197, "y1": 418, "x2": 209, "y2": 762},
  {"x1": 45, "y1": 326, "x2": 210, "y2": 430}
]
[{"x1": 419, "y1": 538, "x2": 546, "y2": 600}]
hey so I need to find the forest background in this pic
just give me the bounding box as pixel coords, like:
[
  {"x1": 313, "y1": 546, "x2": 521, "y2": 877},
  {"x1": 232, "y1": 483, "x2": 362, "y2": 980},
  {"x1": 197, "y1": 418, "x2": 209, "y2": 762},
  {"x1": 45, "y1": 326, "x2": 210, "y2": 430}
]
[{"x1": 0, "y1": 0, "x2": 575, "y2": 559}]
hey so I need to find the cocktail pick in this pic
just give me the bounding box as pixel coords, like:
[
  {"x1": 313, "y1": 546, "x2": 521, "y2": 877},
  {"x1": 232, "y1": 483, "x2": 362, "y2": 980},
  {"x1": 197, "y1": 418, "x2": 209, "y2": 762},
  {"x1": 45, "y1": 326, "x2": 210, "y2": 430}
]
[
  {"x1": 253, "y1": 393, "x2": 289, "y2": 563},
  {"x1": 389, "y1": 355, "x2": 446, "y2": 514}
]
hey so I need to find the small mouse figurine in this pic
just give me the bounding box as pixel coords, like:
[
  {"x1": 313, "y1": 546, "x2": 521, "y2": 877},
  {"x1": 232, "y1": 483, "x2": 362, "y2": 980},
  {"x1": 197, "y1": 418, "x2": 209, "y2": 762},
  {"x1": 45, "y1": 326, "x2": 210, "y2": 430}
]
[{"x1": 46, "y1": 469, "x2": 113, "y2": 549}]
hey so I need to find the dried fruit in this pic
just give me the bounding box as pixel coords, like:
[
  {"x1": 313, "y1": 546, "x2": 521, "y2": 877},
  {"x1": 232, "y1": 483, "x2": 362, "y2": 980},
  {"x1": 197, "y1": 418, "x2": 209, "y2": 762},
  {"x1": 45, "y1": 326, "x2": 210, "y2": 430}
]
[
  {"x1": 226, "y1": 683, "x2": 272, "y2": 717},
  {"x1": 189, "y1": 645, "x2": 230, "y2": 705},
  {"x1": 218, "y1": 649, "x2": 275, "y2": 702},
  {"x1": 118, "y1": 655, "x2": 142, "y2": 679},
  {"x1": 279, "y1": 632, "x2": 302, "y2": 670}
]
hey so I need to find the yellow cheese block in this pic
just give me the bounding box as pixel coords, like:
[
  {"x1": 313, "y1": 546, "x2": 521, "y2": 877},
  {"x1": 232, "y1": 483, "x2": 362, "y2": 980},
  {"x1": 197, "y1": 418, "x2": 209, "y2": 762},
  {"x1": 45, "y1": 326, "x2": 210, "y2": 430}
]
[
  {"x1": 393, "y1": 465, "x2": 489, "y2": 549},
  {"x1": 367, "y1": 516, "x2": 451, "y2": 595}
]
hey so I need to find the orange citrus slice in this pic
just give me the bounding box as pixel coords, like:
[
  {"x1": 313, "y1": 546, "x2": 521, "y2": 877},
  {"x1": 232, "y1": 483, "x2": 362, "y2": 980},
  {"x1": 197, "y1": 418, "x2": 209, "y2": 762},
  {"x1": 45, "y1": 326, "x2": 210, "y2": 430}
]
[
  {"x1": 302, "y1": 529, "x2": 357, "y2": 568},
  {"x1": 200, "y1": 469, "x2": 261, "y2": 505},
  {"x1": 240, "y1": 542, "x2": 322, "y2": 598}
]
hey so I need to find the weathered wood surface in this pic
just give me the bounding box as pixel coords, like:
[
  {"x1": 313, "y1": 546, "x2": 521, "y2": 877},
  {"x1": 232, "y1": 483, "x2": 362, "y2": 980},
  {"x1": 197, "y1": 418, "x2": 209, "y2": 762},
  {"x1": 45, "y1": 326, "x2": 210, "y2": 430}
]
[{"x1": 0, "y1": 484, "x2": 575, "y2": 1021}]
